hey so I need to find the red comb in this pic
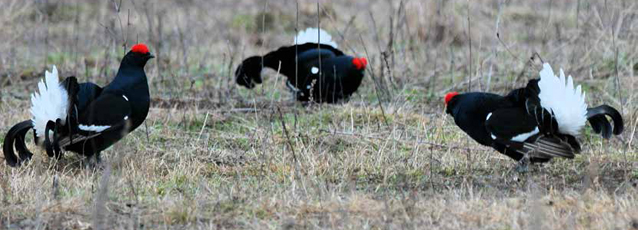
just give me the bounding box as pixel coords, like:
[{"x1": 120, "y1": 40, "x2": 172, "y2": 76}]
[
  {"x1": 353, "y1": 57, "x2": 368, "y2": 70},
  {"x1": 131, "y1": 43, "x2": 149, "y2": 54},
  {"x1": 444, "y1": 92, "x2": 459, "y2": 105}
]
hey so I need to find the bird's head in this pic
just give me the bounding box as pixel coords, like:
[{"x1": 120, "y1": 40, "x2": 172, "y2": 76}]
[
  {"x1": 444, "y1": 92, "x2": 460, "y2": 114},
  {"x1": 124, "y1": 43, "x2": 155, "y2": 67},
  {"x1": 352, "y1": 57, "x2": 368, "y2": 71},
  {"x1": 445, "y1": 92, "x2": 459, "y2": 106},
  {"x1": 235, "y1": 56, "x2": 264, "y2": 89}
]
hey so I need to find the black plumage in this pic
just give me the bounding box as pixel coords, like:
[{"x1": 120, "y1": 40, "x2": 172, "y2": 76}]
[
  {"x1": 445, "y1": 67, "x2": 623, "y2": 164},
  {"x1": 3, "y1": 44, "x2": 154, "y2": 167},
  {"x1": 235, "y1": 43, "x2": 367, "y2": 103}
]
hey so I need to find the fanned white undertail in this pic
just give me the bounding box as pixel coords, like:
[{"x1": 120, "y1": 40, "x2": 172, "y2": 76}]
[
  {"x1": 537, "y1": 63, "x2": 587, "y2": 136},
  {"x1": 30, "y1": 65, "x2": 69, "y2": 138},
  {"x1": 294, "y1": 28, "x2": 338, "y2": 48}
]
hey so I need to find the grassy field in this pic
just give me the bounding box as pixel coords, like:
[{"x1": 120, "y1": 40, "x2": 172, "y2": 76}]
[{"x1": 1, "y1": 0, "x2": 637, "y2": 229}]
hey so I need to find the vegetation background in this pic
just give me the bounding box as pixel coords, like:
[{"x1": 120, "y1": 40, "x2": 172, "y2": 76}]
[{"x1": 0, "y1": 0, "x2": 637, "y2": 229}]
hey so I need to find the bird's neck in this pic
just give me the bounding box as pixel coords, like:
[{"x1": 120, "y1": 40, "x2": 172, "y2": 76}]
[
  {"x1": 262, "y1": 52, "x2": 288, "y2": 71},
  {"x1": 105, "y1": 67, "x2": 148, "y2": 93}
]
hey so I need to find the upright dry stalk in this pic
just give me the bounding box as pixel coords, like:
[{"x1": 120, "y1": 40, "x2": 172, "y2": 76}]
[
  {"x1": 367, "y1": 10, "x2": 391, "y2": 101},
  {"x1": 465, "y1": 0, "x2": 474, "y2": 175},
  {"x1": 42, "y1": 0, "x2": 50, "y2": 70},
  {"x1": 613, "y1": 45, "x2": 630, "y2": 181},
  {"x1": 110, "y1": 0, "x2": 127, "y2": 53},
  {"x1": 317, "y1": 1, "x2": 323, "y2": 104},
  {"x1": 542, "y1": 0, "x2": 554, "y2": 44},
  {"x1": 359, "y1": 35, "x2": 390, "y2": 127},
  {"x1": 276, "y1": 106, "x2": 308, "y2": 197},
  {"x1": 93, "y1": 164, "x2": 112, "y2": 230},
  {"x1": 0, "y1": 172, "x2": 10, "y2": 206},
  {"x1": 72, "y1": 1, "x2": 80, "y2": 73},
  {"x1": 155, "y1": 11, "x2": 164, "y2": 86},
  {"x1": 576, "y1": 0, "x2": 581, "y2": 31},
  {"x1": 381, "y1": 0, "x2": 404, "y2": 92},
  {"x1": 294, "y1": 0, "x2": 299, "y2": 104},
  {"x1": 487, "y1": 0, "x2": 504, "y2": 92},
  {"x1": 466, "y1": 0, "x2": 473, "y2": 92}
]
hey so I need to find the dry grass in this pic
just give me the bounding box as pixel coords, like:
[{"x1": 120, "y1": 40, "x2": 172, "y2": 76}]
[{"x1": 1, "y1": 0, "x2": 638, "y2": 229}]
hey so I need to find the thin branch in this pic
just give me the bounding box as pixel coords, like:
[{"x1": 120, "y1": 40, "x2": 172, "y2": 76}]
[{"x1": 466, "y1": 0, "x2": 473, "y2": 91}]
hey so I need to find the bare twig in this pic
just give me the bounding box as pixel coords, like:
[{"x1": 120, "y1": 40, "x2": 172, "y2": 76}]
[
  {"x1": 466, "y1": 0, "x2": 473, "y2": 91},
  {"x1": 359, "y1": 35, "x2": 390, "y2": 127},
  {"x1": 487, "y1": 0, "x2": 504, "y2": 92}
]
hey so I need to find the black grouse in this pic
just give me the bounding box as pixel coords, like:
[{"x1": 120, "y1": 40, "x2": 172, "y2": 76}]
[
  {"x1": 3, "y1": 44, "x2": 154, "y2": 167},
  {"x1": 445, "y1": 63, "x2": 623, "y2": 166},
  {"x1": 235, "y1": 28, "x2": 367, "y2": 103}
]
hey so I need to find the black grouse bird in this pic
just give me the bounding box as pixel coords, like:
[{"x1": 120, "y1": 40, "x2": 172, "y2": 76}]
[
  {"x1": 3, "y1": 44, "x2": 154, "y2": 167},
  {"x1": 445, "y1": 63, "x2": 623, "y2": 166},
  {"x1": 235, "y1": 28, "x2": 367, "y2": 103}
]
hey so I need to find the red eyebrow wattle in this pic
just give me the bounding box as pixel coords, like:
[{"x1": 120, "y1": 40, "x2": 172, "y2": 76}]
[{"x1": 131, "y1": 44, "x2": 150, "y2": 54}]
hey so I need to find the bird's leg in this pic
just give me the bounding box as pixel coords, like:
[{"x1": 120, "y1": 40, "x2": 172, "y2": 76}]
[
  {"x1": 84, "y1": 152, "x2": 103, "y2": 170},
  {"x1": 68, "y1": 105, "x2": 78, "y2": 145},
  {"x1": 515, "y1": 157, "x2": 530, "y2": 173},
  {"x1": 52, "y1": 119, "x2": 64, "y2": 159},
  {"x1": 44, "y1": 121, "x2": 56, "y2": 158},
  {"x1": 286, "y1": 80, "x2": 300, "y2": 102},
  {"x1": 515, "y1": 152, "x2": 531, "y2": 173},
  {"x1": 95, "y1": 152, "x2": 102, "y2": 165}
]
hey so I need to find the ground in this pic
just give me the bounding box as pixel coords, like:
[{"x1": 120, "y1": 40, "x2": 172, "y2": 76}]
[{"x1": 0, "y1": 0, "x2": 637, "y2": 229}]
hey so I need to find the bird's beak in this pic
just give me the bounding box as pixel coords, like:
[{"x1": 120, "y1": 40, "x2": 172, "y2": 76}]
[{"x1": 148, "y1": 53, "x2": 155, "y2": 59}]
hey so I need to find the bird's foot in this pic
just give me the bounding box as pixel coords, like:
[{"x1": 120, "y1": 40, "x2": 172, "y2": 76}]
[
  {"x1": 515, "y1": 157, "x2": 530, "y2": 173},
  {"x1": 83, "y1": 153, "x2": 103, "y2": 170}
]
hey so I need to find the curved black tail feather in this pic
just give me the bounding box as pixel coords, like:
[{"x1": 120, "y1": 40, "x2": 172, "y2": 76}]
[
  {"x1": 43, "y1": 119, "x2": 64, "y2": 159},
  {"x1": 586, "y1": 105, "x2": 624, "y2": 139},
  {"x1": 3, "y1": 120, "x2": 35, "y2": 167}
]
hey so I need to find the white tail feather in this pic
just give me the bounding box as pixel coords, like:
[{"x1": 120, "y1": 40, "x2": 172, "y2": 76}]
[
  {"x1": 293, "y1": 28, "x2": 338, "y2": 48},
  {"x1": 30, "y1": 66, "x2": 69, "y2": 138},
  {"x1": 537, "y1": 63, "x2": 587, "y2": 136}
]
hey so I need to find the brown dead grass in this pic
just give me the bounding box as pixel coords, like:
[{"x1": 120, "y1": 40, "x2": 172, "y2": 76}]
[{"x1": 1, "y1": 0, "x2": 638, "y2": 229}]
